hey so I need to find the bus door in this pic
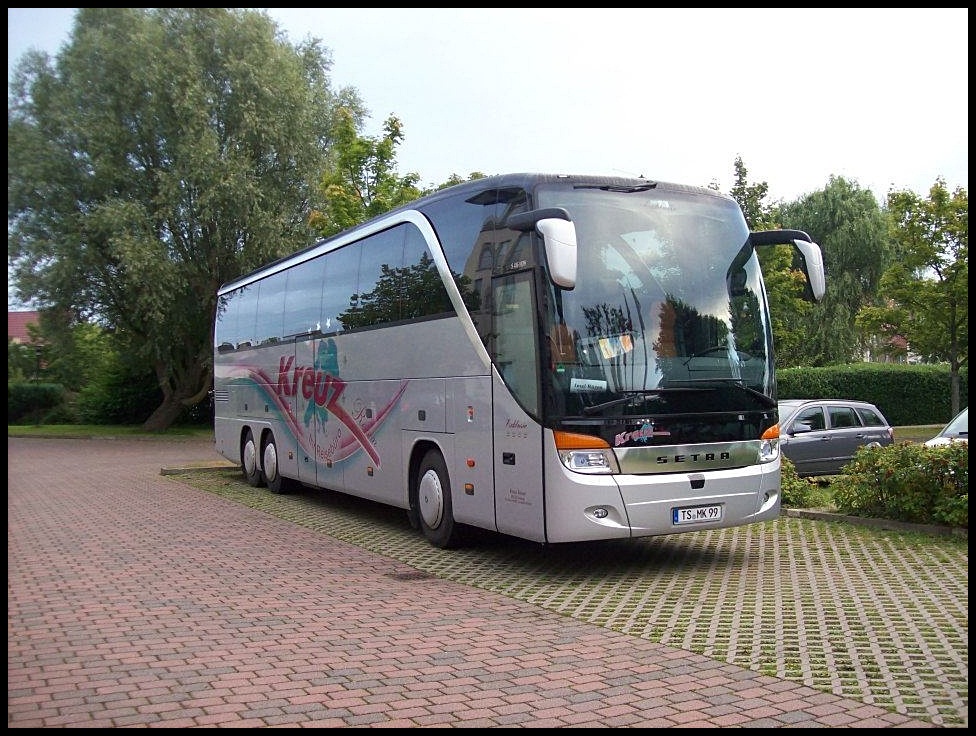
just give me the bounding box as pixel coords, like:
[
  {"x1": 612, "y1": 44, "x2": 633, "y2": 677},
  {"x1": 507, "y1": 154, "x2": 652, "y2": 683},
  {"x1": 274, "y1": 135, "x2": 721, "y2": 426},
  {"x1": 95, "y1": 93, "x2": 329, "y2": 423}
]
[{"x1": 490, "y1": 272, "x2": 546, "y2": 543}]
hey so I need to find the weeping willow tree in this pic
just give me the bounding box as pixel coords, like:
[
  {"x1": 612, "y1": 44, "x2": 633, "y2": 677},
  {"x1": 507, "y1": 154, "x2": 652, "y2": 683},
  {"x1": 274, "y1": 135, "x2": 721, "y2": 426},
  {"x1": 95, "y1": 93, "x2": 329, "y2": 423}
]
[{"x1": 8, "y1": 8, "x2": 367, "y2": 429}]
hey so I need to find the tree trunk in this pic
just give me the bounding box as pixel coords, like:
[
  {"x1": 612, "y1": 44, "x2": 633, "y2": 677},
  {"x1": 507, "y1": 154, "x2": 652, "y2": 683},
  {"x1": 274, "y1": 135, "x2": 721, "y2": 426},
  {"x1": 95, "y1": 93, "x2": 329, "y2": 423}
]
[
  {"x1": 142, "y1": 393, "x2": 190, "y2": 432},
  {"x1": 950, "y1": 362, "x2": 961, "y2": 417}
]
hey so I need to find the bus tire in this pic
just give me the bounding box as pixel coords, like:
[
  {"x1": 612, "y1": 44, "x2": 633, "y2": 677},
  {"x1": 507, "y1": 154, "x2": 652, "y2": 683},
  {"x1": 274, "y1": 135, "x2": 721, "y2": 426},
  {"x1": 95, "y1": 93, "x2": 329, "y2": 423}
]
[
  {"x1": 416, "y1": 449, "x2": 463, "y2": 549},
  {"x1": 262, "y1": 433, "x2": 293, "y2": 494},
  {"x1": 242, "y1": 429, "x2": 264, "y2": 487}
]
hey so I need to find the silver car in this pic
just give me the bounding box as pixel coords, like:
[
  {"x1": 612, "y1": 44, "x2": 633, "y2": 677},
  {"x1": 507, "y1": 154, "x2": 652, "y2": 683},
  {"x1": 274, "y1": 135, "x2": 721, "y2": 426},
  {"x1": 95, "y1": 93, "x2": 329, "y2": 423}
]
[{"x1": 777, "y1": 399, "x2": 894, "y2": 477}]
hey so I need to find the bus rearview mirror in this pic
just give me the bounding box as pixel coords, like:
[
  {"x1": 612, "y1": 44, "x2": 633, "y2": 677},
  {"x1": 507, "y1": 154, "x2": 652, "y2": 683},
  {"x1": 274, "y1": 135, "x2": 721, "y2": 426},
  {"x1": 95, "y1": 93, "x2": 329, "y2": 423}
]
[{"x1": 537, "y1": 218, "x2": 577, "y2": 289}]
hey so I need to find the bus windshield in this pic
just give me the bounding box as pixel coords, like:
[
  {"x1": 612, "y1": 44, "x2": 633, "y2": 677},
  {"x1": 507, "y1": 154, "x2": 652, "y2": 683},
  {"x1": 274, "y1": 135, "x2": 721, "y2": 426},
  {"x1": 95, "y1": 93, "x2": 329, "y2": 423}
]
[{"x1": 535, "y1": 185, "x2": 773, "y2": 420}]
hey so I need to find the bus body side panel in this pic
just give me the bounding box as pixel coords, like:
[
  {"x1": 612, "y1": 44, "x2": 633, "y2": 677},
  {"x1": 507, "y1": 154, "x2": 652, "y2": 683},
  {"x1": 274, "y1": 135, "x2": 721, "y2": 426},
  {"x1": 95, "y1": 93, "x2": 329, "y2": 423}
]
[
  {"x1": 262, "y1": 335, "x2": 338, "y2": 490},
  {"x1": 214, "y1": 344, "x2": 304, "y2": 478},
  {"x1": 268, "y1": 341, "x2": 302, "y2": 485},
  {"x1": 307, "y1": 319, "x2": 482, "y2": 509},
  {"x1": 446, "y1": 375, "x2": 495, "y2": 530},
  {"x1": 492, "y1": 372, "x2": 546, "y2": 543},
  {"x1": 212, "y1": 370, "x2": 237, "y2": 464},
  {"x1": 338, "y1": 377, "x2": 407, "y2": 507}
]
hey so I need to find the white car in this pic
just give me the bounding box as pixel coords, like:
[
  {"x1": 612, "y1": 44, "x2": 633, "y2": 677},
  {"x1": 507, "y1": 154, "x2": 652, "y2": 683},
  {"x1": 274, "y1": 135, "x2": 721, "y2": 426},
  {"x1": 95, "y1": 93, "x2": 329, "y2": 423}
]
[{"x1": 924, "y1": 407, "x2": 968, "y2": 447}]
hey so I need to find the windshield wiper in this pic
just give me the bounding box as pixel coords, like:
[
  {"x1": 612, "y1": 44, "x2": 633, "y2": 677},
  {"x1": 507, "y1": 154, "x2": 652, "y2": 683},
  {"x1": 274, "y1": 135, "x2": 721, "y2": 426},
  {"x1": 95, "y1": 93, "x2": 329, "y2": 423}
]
[
  {"x1": 581, "y1": 387, "x2": 707, "y2": 415},
  {"x1": 574, "y1": 182, "x2": 658, "y2": 193},
  {"x1": 665, "y1": 378, "x2": 777, "y2": 409}
]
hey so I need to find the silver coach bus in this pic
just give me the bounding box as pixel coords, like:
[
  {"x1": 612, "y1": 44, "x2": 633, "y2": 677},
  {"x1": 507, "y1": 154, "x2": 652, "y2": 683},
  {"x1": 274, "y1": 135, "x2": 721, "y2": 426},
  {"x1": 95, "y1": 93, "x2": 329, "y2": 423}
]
[{"x1": 213, "y1": 173, "x2": 825, "y2": 548}]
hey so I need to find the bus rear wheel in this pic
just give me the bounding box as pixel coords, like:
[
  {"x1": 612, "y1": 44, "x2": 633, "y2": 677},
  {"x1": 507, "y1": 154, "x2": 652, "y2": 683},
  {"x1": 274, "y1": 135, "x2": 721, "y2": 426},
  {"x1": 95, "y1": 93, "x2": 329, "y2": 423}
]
[
  {"x1": 416, "y1": 449, "x2": 463, "y2": 549},
  {"x1": 242, "y1": 429, "x2": 264, "y2": 487},
  {"x1": 262, "y1": 433, "x2": 293, "y2": 494}
]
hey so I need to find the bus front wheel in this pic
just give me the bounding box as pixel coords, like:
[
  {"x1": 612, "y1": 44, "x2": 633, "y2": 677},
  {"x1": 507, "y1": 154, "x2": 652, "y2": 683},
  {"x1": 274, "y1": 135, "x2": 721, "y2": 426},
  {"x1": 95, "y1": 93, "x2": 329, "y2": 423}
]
[
  {"x1": 242, "y1": 429, "x2": 264, "y2": 487},
  {"x1": 416, "y1": 449, "x2": 463, "y2": 549}
]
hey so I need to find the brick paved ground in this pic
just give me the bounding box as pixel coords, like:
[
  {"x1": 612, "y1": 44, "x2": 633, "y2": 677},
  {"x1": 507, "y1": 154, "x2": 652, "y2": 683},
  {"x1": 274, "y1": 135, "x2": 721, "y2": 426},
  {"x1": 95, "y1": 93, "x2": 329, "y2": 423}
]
[{"x1": 7, "y1": 436, "x2": 950, "y2": 727}]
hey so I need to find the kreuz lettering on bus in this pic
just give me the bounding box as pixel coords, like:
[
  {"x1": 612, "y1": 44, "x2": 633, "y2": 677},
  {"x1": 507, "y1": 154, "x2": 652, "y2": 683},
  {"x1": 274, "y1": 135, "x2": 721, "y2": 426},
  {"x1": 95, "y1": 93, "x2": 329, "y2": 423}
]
[
  {"x1": 276, "y1": 355, "x2": 381, "y2": 466},
  {"x1": 277, "y1": 356, "x2": 295, "y2": 395}
]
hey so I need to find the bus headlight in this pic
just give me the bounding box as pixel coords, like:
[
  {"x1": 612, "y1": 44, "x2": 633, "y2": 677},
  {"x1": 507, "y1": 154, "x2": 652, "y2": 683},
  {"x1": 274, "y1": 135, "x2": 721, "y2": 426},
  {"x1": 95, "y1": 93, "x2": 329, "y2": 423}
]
[
  {"x1": 554, "y1": 431, "x2": 620, "y2": 475},
  {"x1": 759, "y1": 424, "x2": 780, "y2": 463}
]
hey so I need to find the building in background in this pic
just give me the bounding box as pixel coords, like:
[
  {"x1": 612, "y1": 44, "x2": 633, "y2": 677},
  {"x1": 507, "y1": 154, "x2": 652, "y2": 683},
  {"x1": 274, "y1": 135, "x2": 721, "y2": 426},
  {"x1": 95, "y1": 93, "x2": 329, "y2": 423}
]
[{"x1": 8, "y1": 310, "x2": 40, "y2": 344}]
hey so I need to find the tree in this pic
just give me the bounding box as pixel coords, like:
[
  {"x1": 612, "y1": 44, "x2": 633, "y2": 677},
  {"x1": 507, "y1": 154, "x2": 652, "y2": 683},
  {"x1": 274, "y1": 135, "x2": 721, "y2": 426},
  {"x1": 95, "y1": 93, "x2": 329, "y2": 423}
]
[
  {"x1": 728, "y1": 155, "x2": 776, "y2": 230},
  {"x1": 774, "y1": 176, "x2": 890, "y2": 365},
  {"x1": 309, "y1": 111, "x2": 423, "y2": 238},
  {"x1": 429, "y1": 172, "x2": 489, "y2": 192},
  {"x1": 856, "y1": 179, "x2": 968, "y2": 413},
  {"x1": 8, "y1": 8, "x2": 364, "y2": 430}
]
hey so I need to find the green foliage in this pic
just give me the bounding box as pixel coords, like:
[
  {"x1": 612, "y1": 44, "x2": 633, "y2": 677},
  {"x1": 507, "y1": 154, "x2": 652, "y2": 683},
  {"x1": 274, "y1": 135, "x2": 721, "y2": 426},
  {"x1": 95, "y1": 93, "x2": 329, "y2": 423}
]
[
  {"x1": 30, "y1": 314, "x2": 115, "y2": 391},
  {"x1": 8, "y1": 8, "x2": 352, "y2": 431},
  {"x1": 310, "y1": 110, "x2": 422, "y2": 237},
  {"x1": 75, "y1": 350, "x2": 163, "y2": 425},
  {"x1": 774, "y1": 177, "x2": 890, "y2": 366},
  {"x1": 832, "y1": 442, "x2": 968, "y2": 528},
  {"x1": 8, "y1": 382, "x2": 66, "y2": 424},
  {"x1": 728, "y1": 155, "x2": 776, "y2": 230},
  {"x1": 7, "y1": 340, "x2": 38, "y2": 382},
  {"x1": 856, "y1": 178, "x2": 968, "y2": 413},
  {"x1": 780, "y1": 456, "x2": 832, "y2": 508}
]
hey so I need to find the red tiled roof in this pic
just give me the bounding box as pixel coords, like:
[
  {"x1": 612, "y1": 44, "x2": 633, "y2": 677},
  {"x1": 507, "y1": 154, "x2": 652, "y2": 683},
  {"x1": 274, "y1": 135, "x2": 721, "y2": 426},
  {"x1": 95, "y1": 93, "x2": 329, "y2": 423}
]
[{"x1": 8, "y1": 311, "x2": 40, "y2": 344}]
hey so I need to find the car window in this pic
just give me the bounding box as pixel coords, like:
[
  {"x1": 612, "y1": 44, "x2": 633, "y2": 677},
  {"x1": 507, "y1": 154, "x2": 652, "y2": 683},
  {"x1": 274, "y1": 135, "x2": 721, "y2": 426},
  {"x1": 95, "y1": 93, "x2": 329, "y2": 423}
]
[
  {"x1": 794, "y1": 406, "x2": 825, "y2": 431},
  {"x1": 828, "y1": 406, "x2": 858, "y2": 428},
  {"x1": 943, "y1": 408, "x2": 968, "y2": 436},
  {"x1": 855, "y1": 407, "x2": 886, "y2": 427}
]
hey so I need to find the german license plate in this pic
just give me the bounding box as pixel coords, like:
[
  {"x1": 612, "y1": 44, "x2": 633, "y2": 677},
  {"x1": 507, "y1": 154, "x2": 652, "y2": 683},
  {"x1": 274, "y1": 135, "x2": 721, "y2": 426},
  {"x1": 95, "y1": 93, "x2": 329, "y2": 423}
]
[{"x1": 673, "y1": 504, "x2": 723, "y2": 525}]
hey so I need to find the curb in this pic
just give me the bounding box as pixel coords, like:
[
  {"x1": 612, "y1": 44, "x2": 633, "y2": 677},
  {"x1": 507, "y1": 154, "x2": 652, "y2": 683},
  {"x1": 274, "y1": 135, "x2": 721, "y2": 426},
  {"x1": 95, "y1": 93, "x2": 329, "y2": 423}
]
[
  {"x1": 160, "y1": 462, "x2": 237, "y2": 476},
  {"x1": 784, "y1": 507, "x2": 967, "y2": 538}
]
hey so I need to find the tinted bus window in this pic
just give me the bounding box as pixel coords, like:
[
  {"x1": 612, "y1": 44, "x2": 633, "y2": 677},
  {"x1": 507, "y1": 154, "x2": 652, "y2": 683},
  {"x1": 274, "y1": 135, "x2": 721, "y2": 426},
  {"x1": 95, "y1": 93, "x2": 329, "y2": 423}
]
[
  {"x1": 321, "y1": 244, "x2": 360, "y2": 334},
  {"x1": 346, "y1": 226, "x2": 406, "y2": 329},
  {"x1": 235, "y1": 283, "x2": 259, "y2": 347},
  {"x1": 402, "y1": 223, "x2": 453, "y2": 319},
  {"x1": 255, "y1": 270, "x2": 287, "y2": 345},
  {"x1": 284, "y1": 255, "x2": 326, "y2": 337}
]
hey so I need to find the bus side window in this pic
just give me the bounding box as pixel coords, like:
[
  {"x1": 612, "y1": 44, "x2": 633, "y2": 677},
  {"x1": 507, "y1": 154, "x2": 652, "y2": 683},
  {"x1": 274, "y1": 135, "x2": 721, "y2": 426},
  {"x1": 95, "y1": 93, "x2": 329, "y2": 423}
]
[{"x1": 493, "y1": 275, "x2": 539, "y2": 415}]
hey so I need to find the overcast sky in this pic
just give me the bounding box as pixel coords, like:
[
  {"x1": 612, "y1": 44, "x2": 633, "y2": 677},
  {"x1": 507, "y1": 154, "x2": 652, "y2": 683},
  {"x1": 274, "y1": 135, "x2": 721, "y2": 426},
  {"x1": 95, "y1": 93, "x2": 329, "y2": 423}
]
[{"x1": 7, "y1": 7, "x2": 969, "y2": 205}]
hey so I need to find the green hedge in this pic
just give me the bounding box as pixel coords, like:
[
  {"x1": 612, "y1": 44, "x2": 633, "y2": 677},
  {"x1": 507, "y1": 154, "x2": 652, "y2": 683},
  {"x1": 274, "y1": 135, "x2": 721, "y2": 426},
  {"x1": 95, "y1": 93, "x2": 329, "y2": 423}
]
[
  {"x1": 777, "y1": 363, "x2": 967, "y2": 426},
  {"x1": 8, "y1": 382, "x2": 66, "y2": 424}
]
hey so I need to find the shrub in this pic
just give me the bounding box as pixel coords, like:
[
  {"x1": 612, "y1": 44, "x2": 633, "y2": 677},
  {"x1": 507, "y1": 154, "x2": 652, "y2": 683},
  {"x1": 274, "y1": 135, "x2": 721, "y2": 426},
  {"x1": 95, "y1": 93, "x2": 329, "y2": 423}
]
[
  {"x1": 780, "y1": 456, "x2": 829, "y2": 509},
  {"x1": 832, "y1": 442, "x2": 968, "y2": 528},
  {"x1": 75, "y1": 352, "x2": 161, "y2": 425},
  {"x1": 7, "y1": 382, "x2": 66, "y2": 424}
]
